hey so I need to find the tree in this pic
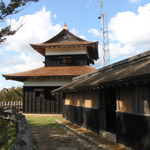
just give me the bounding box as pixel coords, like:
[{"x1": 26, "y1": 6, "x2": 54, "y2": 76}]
[
  {"x1": 0, "y1": 0, "x2": 39, "y2": 44},
  {"x1": 0, "y1": 86, "x2": 23, "y2": 102}
]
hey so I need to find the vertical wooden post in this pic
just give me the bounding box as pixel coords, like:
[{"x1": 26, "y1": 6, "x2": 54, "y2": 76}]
[
  {"x1": 83, "y1": 91, "x2": 85, "y2": 107},
  {"x1": 40, "y1": 98, "x2": 41, "y2": 113},
  {"x1": 99, "y1": 88, "x2": 105, "y2": 133},
  {"x1": 72, "y1": 92, "x2": 74, "y2": 105},
  {"x1": 116, "y1": 87, "x2": 120, "y2": 111}
]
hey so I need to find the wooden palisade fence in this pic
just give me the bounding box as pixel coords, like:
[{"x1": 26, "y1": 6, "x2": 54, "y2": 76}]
[{"x1": 0, "y1": 101, "x2": 23, "y2": 110}]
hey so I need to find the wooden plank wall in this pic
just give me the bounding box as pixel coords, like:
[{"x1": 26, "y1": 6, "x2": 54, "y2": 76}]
[
  {"x1": 64, "y1": 90, "x2": 99, "y2": 108},
  {"x1": 119, "y1": 85, "x2": 131, "y2": 112},
  {"x1": 63, "y1": 105, "x2": 99, "y2": 133},
  {"x1": 45, "y1": 54, "x2": 89, "y2": 67},
  {"x1": 131, "y1": 83, "x2": 150, "y2": 114},
  {"x1": 23, "y1": 86, "x2": 62, "y2": 113},
  {"x1": 116, "y1": 111, "x2": 150, "y2": 150}
]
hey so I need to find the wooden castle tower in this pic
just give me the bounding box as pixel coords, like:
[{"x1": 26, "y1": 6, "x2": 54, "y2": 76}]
[{"x1": 2, "y1": 24, "x2": 98, "y2": 113}]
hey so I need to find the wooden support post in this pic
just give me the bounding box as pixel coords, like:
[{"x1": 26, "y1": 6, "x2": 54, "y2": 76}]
[
  {"x1": 116, "y1": 87, "x2": 120, "y2": 111},
  {"x1": 83, "y1": 91, "x2": 85, "y2": 107}
]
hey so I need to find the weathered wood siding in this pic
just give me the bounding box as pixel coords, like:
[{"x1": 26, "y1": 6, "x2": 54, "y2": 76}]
[
  {"x1": 23, "y1": 86, "x2": 63, "y2": 113},
  {"x1": 64, "y1": 92, "x2": 73, "y2": 105},
  {"x1": 117, "y1": 111, "x2": 150, "y2": 150},
  {"x1": 84, "y1": 89, "x2": 99, "y2": 108},
  {"x1": 131, "y1": 83, "x2": 150, "y2": 114},
  {"x1": 63, "y1": 105, "x2": 99, "y2": 133},
  {"x1": 45, "y1": 54, "x2": 89, "y2": 67},
  {"x1": 119, "y1": 85, "x2": 131, "y2": 112},
  {"x1": 74, "y1": 91, "x2": 84, "y2": 106},
  {"x1": 65, "y1": 90, "x2": 99, "y2": 108}
]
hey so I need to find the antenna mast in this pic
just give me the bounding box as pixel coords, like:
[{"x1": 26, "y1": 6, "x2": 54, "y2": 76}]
[{"x1": 99, "y1": 0, "x2": 110, "y2": 67}]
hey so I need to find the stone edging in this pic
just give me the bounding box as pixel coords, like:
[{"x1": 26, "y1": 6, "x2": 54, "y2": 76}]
[{"x1": 0, "y1": 106, "x2": 35, "y2": 150}]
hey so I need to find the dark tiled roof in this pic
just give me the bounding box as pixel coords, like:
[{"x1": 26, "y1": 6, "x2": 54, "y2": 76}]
[
  {"x1": 52, "y1": 50, "x2": 150, "y2": 93},
  {"x1": 2, "y1": 66, "x2": 97, "y2": 82}
]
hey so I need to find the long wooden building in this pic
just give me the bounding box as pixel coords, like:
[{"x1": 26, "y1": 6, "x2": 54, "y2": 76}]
[
  {"x1": 52, "y1": 50, "x2": 150, "y2": 150},
  {"x1": 2, "y1": 24, "x2": 98, "y2": 114}
]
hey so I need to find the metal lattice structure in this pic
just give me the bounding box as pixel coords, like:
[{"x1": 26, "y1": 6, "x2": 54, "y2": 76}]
[{"x1": 99, "y1": 0, "x2": 110, "y2": 67}]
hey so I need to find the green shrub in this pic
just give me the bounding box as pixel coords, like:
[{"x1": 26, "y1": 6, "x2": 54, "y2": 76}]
[{"x1": 0, "y1": 119, "x2": 16, "y2": 150}]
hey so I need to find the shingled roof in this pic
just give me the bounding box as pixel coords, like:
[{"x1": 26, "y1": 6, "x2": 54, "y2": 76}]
[
  {"x1": 52, "y1": 50, "x2": 150, "y2": 93},
  {"x1": 30, "y1": 27, "x2": 99, "y2": 60},
  {"x1": 2, "y1": 66, "x2": 97, "y2": 82}
]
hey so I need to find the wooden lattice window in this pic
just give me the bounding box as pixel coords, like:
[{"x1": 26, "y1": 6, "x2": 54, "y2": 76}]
[
  {"x1": 59, "y1": 57, "x2": 71, "y2": 65},
  {"x1": 36, "y1": 91, "x2": 44, "y2": 97}
]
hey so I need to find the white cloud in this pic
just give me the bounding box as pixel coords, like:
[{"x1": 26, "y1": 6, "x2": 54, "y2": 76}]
[
  {"x1": 70, "y1": 28, "x2": 79, "y2": 35},
  {"x1": 87, "y1": 0, "x2": 92, "y2": 8},
  {"x1": 129, "y1": 0, "x2": 141, "y2": 3},
  {"x1": 0, "y1": 6, "x2": 63, "y2": 75},
  {"x1": 70, "y1": 28, "x2": 86, "y2": 40},
  {"x1": 109, "y1": 43, "x2": 142, "y2": 58},
  {"x1": 53, "y1": 14, "x2": 57, "y2": 19},
  {"x1": 93, "y1": 45, "x2": 103, "y2": 68},
  {"x1": 88, "y1": 29, "x2": 100, "y2": 37},
  {"x1": 0, "y1": 52, "x2": 44, "y2": 74},
  {"x1": 109, "y1": 3, "x2": 150, "y2": 58},
  {"x1": 79, "y1": 35, "x2": 86, "y2": 40},
  {"x1": 5, "y1": 6, "x2": 62, "y2": 53},
  {"x1": 0, "y1": 49, "x2": 4, "y2": 57}
]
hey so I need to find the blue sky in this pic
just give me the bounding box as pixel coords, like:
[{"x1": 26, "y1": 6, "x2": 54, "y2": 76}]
[{"x1": 1, "y1": 0, "x2": 150, "y2": 90}]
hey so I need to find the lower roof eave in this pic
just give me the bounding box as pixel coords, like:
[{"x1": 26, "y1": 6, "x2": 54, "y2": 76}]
[
  {"x1": 4, "y1": 75, "x2": 77, "y2": 82},
  {"x1": 52, "y1": 74, "x2": 150, "y2": 93}
]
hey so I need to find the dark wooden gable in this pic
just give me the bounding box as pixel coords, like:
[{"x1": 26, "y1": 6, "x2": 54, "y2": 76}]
[{"x1": 43, "y1": 29, "x2": 87, "y2": 43}]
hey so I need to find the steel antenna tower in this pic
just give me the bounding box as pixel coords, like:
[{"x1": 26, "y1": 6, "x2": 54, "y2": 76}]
[{"x1": 98, "y1": 0, "x2": 110, "y2": 67}]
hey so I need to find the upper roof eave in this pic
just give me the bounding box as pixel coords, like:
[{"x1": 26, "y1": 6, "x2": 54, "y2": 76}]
[{"x1": 30, "y1": 41, "x2": 99, "y2": 58}]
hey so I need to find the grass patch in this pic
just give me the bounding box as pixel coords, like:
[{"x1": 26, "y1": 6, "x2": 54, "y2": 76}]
[
  {"x1": 0, "y1": 119, "x2": 16, "y2": 150},
  {"x1": 26, "y1": 116, "x2": 62, "y2": 128}
]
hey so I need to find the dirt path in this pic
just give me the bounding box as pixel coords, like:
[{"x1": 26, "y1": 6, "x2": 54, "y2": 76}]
[{"x1": 32, "y1": 122, "x2": 102, "y2": 150}]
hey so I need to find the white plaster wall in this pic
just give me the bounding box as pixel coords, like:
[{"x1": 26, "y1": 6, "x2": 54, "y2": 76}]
[
  {"x1": 24, "y1": 77, "x2": 72, "y2": 86},
  {"x1": 45, "y1": 46, "x2": 87, "y2": 55}
]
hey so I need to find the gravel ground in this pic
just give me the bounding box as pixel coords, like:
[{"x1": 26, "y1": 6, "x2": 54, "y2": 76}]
[{"x1": 32, "y1": 122, "x2": 104, "y2": 150}]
